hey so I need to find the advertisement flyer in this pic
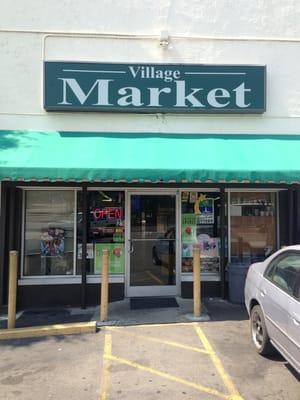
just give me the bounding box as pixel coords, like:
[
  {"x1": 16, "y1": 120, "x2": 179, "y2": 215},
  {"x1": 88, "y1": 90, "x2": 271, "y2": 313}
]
[
  {"x1": 40, "y1": 228, "x2": 65, "y2": 257},
  {"x1": 94, "y1": 243, "x2": 125, "y2": 274},
  {"x1": 182, "y1": 243, "x2": 194, "y2": 258},
  {"x1": 181, "y1": 191, "x2": 189, "y2": 203},
  {"x1": 181, "y1": 214, "x2": 198, "y2": 244},
  {"x1": 194, "y1": 194, "x2": 214, "y2": 224},
  {"x1": 181, "y1": 235, "x2": 219, "y2": 258},
  {"x1": 189, "y1": 191, "x2": 197, "y2": 203},
  {"x1": 197, "y1": 234, "x2": 220, "y2": 258}
]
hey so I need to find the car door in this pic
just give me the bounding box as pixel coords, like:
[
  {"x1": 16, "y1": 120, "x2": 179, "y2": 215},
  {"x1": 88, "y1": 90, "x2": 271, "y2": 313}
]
[
  {"x1": 288, "y1": 269, "x2": 300, "y2": 372},
  {"x1": 260, "y1": 252, "x2": 300, "y2": 358}
]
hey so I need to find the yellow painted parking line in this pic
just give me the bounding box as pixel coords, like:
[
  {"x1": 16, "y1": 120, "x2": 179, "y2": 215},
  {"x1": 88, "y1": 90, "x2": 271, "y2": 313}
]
[
  {"x1": 107, "y1": 353, "x2": 228, "y2": 400},
  {"x1": 146, "y1": 270, "x2": 165, "y2": 284},
  {"x1": 101, "y1": 324, "x2": 244, "y2": 400},
  {"x1": 106, "y1": 327, "x2": 210, "y2": 354},
  {"x1": 194, "y1": 325, "x2": 244, "y2": 400},
  {"x1": 100, "y1": 333, "x2": 112, "y2": 400}
]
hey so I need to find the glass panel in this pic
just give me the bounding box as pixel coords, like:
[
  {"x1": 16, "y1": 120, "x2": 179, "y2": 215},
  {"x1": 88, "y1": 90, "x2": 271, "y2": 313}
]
[
  {"x1": 130, "y1": 239, "x2": 176, "y2": 286},
  {"x1": 131, "y1": 195, "x2": 175, "y2": 239},
  {"x1": 181, "y1": 192, "x2": 221, "y2": 273},
  {"x1": 77, "y1": 191, "x2": 125, "y2": 275},
  {"x1": 130, "y1": 195, "x2": 176, "y2": 286},
  {"x1": 24, "y1": 190, "x2": 74, "y2": 276},
  {"x1": 230, "y1": 192, "x2": 276, "y2": 264}
]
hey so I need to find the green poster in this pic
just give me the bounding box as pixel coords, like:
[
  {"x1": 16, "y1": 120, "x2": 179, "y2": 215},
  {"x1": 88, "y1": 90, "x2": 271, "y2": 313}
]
[
  {"x1": 94, "y1": 243, "x2": 125, "y2": 274},
  {"x1": 181, "y1": 214, "x2": 198, "y2": 244}
]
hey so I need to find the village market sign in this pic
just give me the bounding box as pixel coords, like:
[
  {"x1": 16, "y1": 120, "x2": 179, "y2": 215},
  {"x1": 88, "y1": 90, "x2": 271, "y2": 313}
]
[{"x1": 44, "y1": 62, "x2": 266, "y2": 113}]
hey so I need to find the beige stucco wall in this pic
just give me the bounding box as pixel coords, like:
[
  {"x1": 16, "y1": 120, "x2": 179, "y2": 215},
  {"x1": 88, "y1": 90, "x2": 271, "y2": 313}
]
[{"x1": 1, "y1": 0, "x2": 300, "y2": 133}]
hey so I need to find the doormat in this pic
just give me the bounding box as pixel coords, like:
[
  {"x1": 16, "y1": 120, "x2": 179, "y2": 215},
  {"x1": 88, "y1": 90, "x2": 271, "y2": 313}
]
[{"x1": 130, "y1": 297, "x2": 179, "y2": 310}]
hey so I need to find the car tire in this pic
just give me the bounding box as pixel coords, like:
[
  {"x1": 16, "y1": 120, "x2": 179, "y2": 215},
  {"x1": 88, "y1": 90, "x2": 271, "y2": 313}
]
[{"x1": 250, "y1": 305, "x2": 275, "y2": 356}]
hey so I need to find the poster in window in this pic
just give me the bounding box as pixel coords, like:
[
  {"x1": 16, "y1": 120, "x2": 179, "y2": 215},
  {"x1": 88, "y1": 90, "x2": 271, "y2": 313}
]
[
  {"x1": 40, "y1": 228, "x2": 65, "y2": 257},
  {"x1": 194, "y1": 194, "x2": 214, "y2": 224},
  {"x1": 181, "y1": 214, "x2": 198, "y2": 244},
  {"x1": 94, "y1": 243, "x2": 125, "y2": 274},
  {"x1": 197, "y1": 234, "x2": 219, "y2": 257},
  {"x1": 189, "y1": 191, "x2": 197, "y2": 203},
  {"x1": 182, "y1": 243, "x2": 194, "y2": 258},
  {"x1": 181, "y1": 191, "x2": 189, "y2": 203}
]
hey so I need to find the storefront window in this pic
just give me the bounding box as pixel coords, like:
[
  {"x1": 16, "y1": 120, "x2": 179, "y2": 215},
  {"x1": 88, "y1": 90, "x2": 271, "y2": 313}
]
[
  {"x1": 230, "y1": 192, "x2": 276, "y2": 264},
  {"x1": 77, "y1": 191, "x2": 125, "y2": 275},
  {"x1": 181, "y1": 191, "x2": 221, "y2": 274},
  {"x1": 24, "y1": 190, "x2": 75, "y2": 276}
]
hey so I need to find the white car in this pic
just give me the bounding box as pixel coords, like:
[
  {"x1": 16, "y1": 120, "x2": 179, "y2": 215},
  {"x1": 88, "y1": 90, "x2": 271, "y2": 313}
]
[{"x1": 245, "y1": 245, "x2": 300, "y2": 374}]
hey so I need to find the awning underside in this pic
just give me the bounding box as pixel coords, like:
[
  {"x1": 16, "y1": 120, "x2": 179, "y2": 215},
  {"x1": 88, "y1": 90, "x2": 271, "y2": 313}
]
[{"x1": 1, "y1": 130, "x2": 300, "y2": 184}]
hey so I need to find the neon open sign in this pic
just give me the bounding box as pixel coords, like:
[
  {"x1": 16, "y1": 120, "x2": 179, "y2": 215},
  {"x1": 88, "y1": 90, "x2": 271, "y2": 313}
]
[{"x1": 92, "y1": 207, "x2": 123, "y2": 221}]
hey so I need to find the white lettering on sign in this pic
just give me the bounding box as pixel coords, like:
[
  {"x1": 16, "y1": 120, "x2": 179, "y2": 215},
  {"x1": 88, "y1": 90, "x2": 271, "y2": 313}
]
[
  {"x1": 148, "y1": 87, "x2": 172, "y2": 106},
  {"x1": 57, "y1": 77, "x2": 252, "y2": 109},
  {"x1": 233, "y1": 83, "x2": 252, "y2": 108},
  {"x1": 207, "y1": 88, "x2": 230, "y2": 108},
  {"x1": 175, "y1": 81, "x2": 205, "y2": 107},
  {"x1": 117, "y1": 87, "x2": 144, "y2": 106},
  {"x1": 58, "y1": 78, "x2": 113, "y2": 106},
  {"x1": 129, "y1": 66, "x2": 181, "y2": 82}
]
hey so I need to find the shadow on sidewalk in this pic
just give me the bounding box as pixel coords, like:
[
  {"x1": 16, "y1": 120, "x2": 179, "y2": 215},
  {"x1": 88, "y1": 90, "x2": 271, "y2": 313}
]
[
  {"x1": 0, "y1": 297, "x2": 248, "y2": 332},
  {"x1": 203, "y1": 298, "x2": 248, "y2": 322},
  {"x1": 0, "y1": 307, "x2": 95, "y2": 330}
]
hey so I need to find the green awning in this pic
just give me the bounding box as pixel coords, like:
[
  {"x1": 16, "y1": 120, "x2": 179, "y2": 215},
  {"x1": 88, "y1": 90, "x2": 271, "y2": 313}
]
[{"x1": 0, "y1": 130, "x2": 300, "y2": 184}]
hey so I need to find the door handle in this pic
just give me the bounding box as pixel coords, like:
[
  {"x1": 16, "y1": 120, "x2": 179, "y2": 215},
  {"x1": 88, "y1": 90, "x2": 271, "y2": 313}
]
[
  {"x1": 128, "y1": 240, "x2": 134, "y2": 254},
  {"x1": 292, "y1": 313, "x2": 300, "y2": 326},
  {"x1": 292, "y1": 318, "x2": 300, "y2": 326},
  {"x1": 260, "y1": 288, "x2": 267, "y2": 297}
]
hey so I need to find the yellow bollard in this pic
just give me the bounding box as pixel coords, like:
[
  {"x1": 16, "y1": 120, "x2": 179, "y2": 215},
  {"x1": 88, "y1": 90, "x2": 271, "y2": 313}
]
[
  {"x1": 100, "y1": 249, "x2": 109, "y2": 322},
  {"x1": 193, "y1": 247, "x2": 201, "y2": 318},
  {"x1": 7, "y1": 251, "x2": 18, "y2": 329}
]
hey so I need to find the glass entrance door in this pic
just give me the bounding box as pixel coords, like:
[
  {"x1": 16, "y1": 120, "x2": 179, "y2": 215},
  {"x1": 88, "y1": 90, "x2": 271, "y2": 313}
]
[{"x1": 127, "y1": 193, "x2": 177, "y2": 297}]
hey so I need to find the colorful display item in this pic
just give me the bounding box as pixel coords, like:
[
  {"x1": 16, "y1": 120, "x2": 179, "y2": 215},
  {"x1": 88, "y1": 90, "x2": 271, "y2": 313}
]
[
  {"x1": 181, "y1": 214, "x2": 197, "y2": 243},
  {"x1": 94, "y1": 243, "x2": 125, "y2": 274},
  {"x1": 40, "y1": 228, "x2": 65, "y2": 257},
  {"x1": 194, "y1": 194, "x2": 214, "y2": 224}
]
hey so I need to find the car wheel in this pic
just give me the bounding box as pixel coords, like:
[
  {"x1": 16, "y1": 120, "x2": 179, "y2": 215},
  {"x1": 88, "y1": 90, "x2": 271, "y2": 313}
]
[{"x1": 250, "y1": 305, "x2": 274, "y2": 355}]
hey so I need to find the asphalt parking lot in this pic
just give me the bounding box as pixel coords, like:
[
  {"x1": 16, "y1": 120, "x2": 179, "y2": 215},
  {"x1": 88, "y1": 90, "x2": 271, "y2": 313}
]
[{"x1": 0, "y1": 317, "x2": 299, "y2": 400}]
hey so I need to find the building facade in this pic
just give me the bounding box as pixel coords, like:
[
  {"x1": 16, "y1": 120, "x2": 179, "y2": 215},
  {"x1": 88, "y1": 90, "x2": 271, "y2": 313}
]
[{"x1": 1, "y1": 0, "x2": 300, "y2": 309}]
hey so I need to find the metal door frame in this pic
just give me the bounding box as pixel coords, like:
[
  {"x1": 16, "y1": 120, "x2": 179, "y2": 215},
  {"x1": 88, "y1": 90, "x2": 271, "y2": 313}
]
[{"x1": 125, "y1": 190, "x2": 180, "y2": 297}]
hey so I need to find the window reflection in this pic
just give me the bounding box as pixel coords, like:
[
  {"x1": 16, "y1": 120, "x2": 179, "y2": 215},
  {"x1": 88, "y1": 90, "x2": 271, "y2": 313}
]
[
  {"x1": 24, "y1": 190, "x2": 74, "y2": 276},
  {"x1": 77, "y1": 191, "x2": 125, "y2": 275},
  {"x1": 230, "y1": 192, "x2": 276, "y2": 264},
  {"x1": 181, "y1": 192, "x2": 221, "y2": 273},
  {"x1": 130, "y1": 195, "x2": 176, "y2": 286}
]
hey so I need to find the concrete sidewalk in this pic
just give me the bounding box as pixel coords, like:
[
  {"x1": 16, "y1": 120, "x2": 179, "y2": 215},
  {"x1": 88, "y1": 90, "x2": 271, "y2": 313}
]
[
  {"x1": 0, "y1": 298, "x2": 248, "y2": 330},
  {"x1": 0, "y1": 306, "x2": 96, "y2": 330},
  {"x1": 94, "y1": 297, "x2": 210, "y2": 326}
]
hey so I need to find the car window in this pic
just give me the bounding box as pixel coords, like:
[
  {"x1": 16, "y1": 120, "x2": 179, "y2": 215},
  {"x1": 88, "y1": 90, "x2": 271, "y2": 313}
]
[{"x1": 265, "y1": 253, "x2": 300, "y2": 297}]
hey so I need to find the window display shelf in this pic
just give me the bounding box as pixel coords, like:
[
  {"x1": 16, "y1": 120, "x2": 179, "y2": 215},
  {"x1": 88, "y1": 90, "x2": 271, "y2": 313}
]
[{"x1": 230, "y1": 192, "x2": 276, "y2": 266}]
